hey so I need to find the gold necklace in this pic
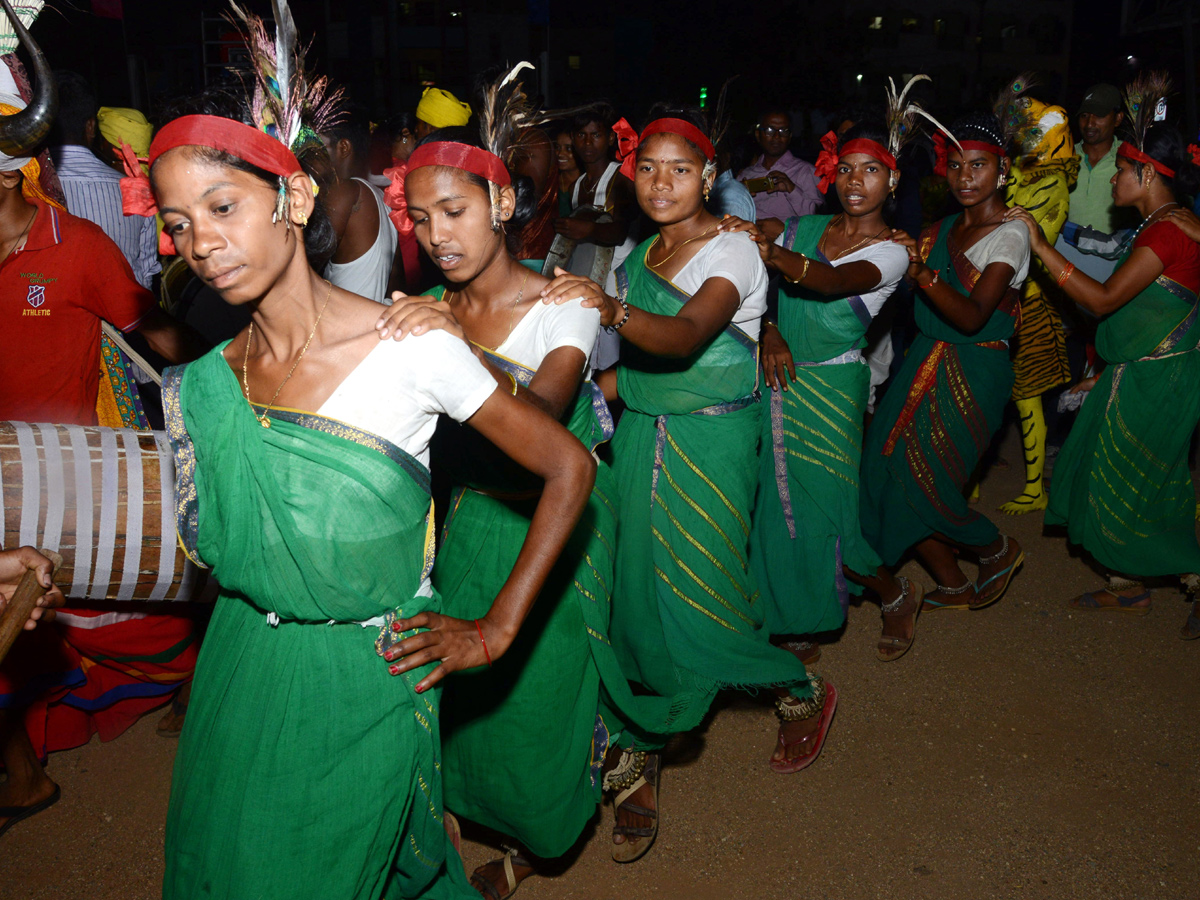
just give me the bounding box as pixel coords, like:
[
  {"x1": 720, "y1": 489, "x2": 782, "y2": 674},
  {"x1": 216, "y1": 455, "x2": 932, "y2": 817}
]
[
  {"x1": 647, "y1": 225, "x2": 717, "y2": 269},
  {"x1": 447, "y1": 267, "x2": 532, "y2": 351},
  {"x1": 241, "y1": 279, "x2": 334, "y2": 428},
  {"x1": 821, "y1": 216, "x2": 888, "y2": 261}
]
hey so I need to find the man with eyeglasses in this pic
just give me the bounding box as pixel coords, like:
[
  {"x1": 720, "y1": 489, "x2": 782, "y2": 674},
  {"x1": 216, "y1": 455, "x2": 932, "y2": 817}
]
[{"x1": 737, "y1": 108, "x2": 822, "y2": 238}]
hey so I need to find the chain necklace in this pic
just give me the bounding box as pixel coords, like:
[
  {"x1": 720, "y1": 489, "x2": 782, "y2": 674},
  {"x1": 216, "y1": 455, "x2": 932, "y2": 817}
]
[
  {"x1": 820, "y1": 215, "x2": 889, "y2": 261},
  {"x1": 0, "y1": 206, "x2": 36, "y2": 266},
  {"x1": 647, "y1": 225, "x2": 718, "y2": 269},
  {"x1": 447, "y1": 267, "x2": 532, "y2": 351},
  {"x1": 241, "y1": 278, "x2": 334, "y2": 428}
]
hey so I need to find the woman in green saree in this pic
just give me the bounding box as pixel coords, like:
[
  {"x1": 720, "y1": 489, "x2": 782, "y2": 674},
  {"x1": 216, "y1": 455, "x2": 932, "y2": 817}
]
[
  {"x1": 542, "y1": 105, "x2": 834, "y2": 865},
  {"x1": 720, "y1": 121, "x2": 923, "y2": 662},
  {"x1": 148, "y1": 89, "x2": 594, "y2": 900},
  {"x1": 374, "y1": 91, "x2": 701, "y2": 897},
  {"x1": 861, "y1": 110, "x2": 1028, "y2": 616},
  {"x1": 1007, "y1": 115, "x2": 1200, "y2": 633}
]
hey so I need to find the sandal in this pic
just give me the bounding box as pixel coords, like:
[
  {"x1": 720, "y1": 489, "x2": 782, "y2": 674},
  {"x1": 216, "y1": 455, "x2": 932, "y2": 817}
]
[
  {"x1": 470, "y1": 848, "x2": 532, "y2": 900},
  {"x1": 973, "y1": 535, "x2": 1024, "y2": 610},
  {"x1": 1068, "y1": 588, "x2": 1152, "y2": 616},
  {"x1": 877, "y1": 577, "x2": 923, "y2": 662},
  {"x1": 607, "y1": 751, "x2": 660, "y2": 864},
  {"x1": 770, "y1": 677, "x2": 838, "y2": 774},
  {"x1": 922, "y1": 579, "x2": 975, "y2": 611},
  {"x1": 780, "y1": 639, "x2": 821, "y2": 666},
  {"x1": 0, "y1": 784, "x2": 61, "y2": 840},
  {"x1": 444, "y1": 811, "x2": 462, "y2": 858}
]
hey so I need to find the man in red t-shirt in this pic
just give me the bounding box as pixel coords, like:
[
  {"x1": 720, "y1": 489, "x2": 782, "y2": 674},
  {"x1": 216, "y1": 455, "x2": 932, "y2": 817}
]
[
  {"x1": 0, "y1": 193, "x2": 201, "y2": 424},
  {"x1": 0, "y1": 154, "x2": 203, "y2": 838}
]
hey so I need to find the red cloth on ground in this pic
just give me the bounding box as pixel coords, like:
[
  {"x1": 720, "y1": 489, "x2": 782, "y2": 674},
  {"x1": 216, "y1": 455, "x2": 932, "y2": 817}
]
[
  {"x1": 0, "y1": 202, "x2": 155, "y2": 425},
  {"x1": 1134, "y1": 220, "x2": 1200, "y2": 293}
]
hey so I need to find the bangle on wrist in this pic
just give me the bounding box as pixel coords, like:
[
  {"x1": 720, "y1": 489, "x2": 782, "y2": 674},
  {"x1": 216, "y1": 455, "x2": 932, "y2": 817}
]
[
  {"x1": 784, "y1": 255, "x2": 811, "y2": 284},
  {"x1": 1057, "y1": 262, "x2": 1076, "y2": 287},
  {"x1": 919, "y1": 268, "x2": 940, "y2": 288},
  {"x1": 609, "y1": 294, "x2": 631, "y2": 331},
  {"x1": 474, "y1": 619, "x2": 492, "y2": 667}
]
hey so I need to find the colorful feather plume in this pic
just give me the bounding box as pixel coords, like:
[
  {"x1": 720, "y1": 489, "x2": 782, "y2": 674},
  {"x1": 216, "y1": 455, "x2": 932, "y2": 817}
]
[
  {"x1": 1122, "y1": 70, "x2": 1173, "y2": 152},
  {"x1": 885, "y1": 74, "x2": 959, "y2": 156},
  {"x1": 228, "y1": 0, "x2": 342, "y2": 155},
  {"x1": 992, "y1": 72, "x2": 1039, "y2": 149}
]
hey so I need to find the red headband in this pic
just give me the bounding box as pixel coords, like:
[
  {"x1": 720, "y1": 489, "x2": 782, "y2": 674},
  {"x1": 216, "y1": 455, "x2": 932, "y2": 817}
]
[
  {"x1": 406, "y1": 141, "x2": 512, "y2": 186},
  {"x1": 149, "y1": 115, "x2": 303, "y2": 176},
  {"x1": 120, "y1": 115, "x2": 307, "y2": 255},
  {"x1": 814, "y1": 130, "x2": 897, "y2": 191},
  {"x1": 933, "y1": 134, "x2": 1005, "y2": 176},
  {"x1": 1118, "y1": 141, "x2": 1176, "y2": 178},
  {"x1": 617, "y1": 117, "x2": 716, "y2": 180}
]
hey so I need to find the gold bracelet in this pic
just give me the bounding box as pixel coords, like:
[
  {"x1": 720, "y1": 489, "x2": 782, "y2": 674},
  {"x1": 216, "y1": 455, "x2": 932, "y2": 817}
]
[
  {"x1": 784, "y1": 255, "x2": 811, "y2": 284},
  {"x1": 506, "y1": 372, "x2": 519, "y2": 395}
]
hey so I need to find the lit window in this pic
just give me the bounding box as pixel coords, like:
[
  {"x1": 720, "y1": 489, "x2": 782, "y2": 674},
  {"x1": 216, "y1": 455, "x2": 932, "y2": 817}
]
[
  {"x1": 569, "y1": 55, "x2": 581, "y2": 70},
  {"x1": 901, "y1": 16, "x2": 919, "y2": 32},
  {"x1": 933, "y1": 18, "x2": 945, "y2": 35},
  {"x1": 868, "y1": 16, "x2": 883, "y2": 30}
]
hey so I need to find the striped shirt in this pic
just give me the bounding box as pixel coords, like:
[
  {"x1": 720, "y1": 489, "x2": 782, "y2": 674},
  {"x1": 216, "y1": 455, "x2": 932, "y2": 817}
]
[{"x1": 52, "y1": 144, "x2": 160, "y2": 289}]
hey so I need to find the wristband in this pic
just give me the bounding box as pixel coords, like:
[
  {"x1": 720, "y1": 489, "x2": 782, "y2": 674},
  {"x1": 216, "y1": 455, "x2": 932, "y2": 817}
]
[
  {"x1": 610, "y1": 295, "x2": 632, "y2": 331},
  {"x1": 474, "y1": 619, "x2": 492, "y2": 666},
  {"x1": 920, "y1": 268, "x2": 941, "y2": 288}
]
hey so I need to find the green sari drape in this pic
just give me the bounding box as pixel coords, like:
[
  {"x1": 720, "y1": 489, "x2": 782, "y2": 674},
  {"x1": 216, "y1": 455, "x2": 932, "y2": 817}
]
[
  {"x1": 1047, "y1": 256, "x2": 1200, "y2": 576},
  {"x1": 609, "y1": 239, "x2": 811, "y2": 752},
  {"x1": 860, "y1": 214, "x2": 1019, "y2": 564},
  {"x1": 161, "y1": 348, "x2": 471, "y2": 900},
  {"x1": 750, "y1": 215, "x2": 883, "y2": 636}
]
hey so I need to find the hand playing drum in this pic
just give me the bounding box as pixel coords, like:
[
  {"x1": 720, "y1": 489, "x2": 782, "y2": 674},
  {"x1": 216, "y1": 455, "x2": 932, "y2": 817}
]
[{"x1": 0, "y1": 546, "x2": 65, "y2": 630}]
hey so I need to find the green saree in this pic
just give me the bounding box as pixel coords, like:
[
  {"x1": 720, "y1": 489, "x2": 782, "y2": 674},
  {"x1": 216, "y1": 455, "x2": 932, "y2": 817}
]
[
  {"x1": 427, "y1": 279, "x2": 698, "y2": 859},
  {"x1": 750, "y1": 215, "x2": 883, "y2": 636},
  {"x1": 161, "y1": 348, "x2": 471, "y2": 900},
  {"x1": 609, "y1": 239, "x2": 812, "y2": 752},
  {"x1": 1047, "y1": 256, "x2": 1200, "y2": 576},
  {"x1": 860, "y1": 214, "x2": 1019, "y2": 564}
]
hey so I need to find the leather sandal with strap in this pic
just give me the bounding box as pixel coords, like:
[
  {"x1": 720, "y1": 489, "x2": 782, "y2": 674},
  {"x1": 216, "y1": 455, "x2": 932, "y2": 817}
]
[
  {"x1": 607, "y1": 751, "x2": 660, "y2": 864},
  {"x1": 973, "y1": 534, "x2": 1024, "y2": 609},
  {"x1": 877, "y1": 576, "x2": 924, "y2": 662},
  {"x1": 470, "y1": 848, "x2": 533, "y2": 900}
]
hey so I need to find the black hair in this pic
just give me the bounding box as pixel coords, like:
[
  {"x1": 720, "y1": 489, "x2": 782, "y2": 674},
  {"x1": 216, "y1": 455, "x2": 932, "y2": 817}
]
[
  {"x1": 1138, "y1": 124, "x2": 1200, "y2": 201},
  {"x1": 643, "y1": 102, "x2": 714, "y2": 165},
  {"x1": 151, "y1": 88, "x2": 337, "y2": 263},
  {"x1": 836, "y1": 122, "x2": 897, "y2": 222},
  {"x1": 949, "y1": 112, "x2": 1008, "y2": 156},
  {"x1": 572, "y1": 101, "x2": 617, "y2": 132},
  {"x1": 412, "y1": 126, "x2": 538, "y2": 251},
  {"x1": 756, "y1": 106, "x2": 790, "y2": 126},
  {"x1": 380, "y1": 111, "x2": 417, "y2": 142},
  {"x1": 834, "y1": 103, "x2": 884, "y2": 133},
  {"x1": 321, "y1": 102, "x2": 371, "y2": 161},
  {"x1": 52, "y1": 70, "x2": 96, "y2": 145}
]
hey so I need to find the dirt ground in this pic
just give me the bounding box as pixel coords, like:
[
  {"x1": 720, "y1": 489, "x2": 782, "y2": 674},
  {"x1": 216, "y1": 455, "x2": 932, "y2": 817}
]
[{"x1": 3, "y1": 427, "x2": 1199, "y2": 900}]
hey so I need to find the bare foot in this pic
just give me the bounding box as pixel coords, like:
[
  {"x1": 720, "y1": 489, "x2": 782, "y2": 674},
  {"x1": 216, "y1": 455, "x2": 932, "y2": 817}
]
[
  {"x1": 772, "y1": 715, "x2": 821, "y2": 764},
  {"x1": 0, "y1": 772, "x2": 58, "y2": 834}
]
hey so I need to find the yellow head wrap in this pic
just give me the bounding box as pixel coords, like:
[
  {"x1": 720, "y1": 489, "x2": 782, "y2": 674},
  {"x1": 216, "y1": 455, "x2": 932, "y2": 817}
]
[
  {"x1": 416, "y1": 87, "x2": 472, "y2": 129},
  {"x1": 0, "y1": 99, "x2": 65, "y2": 210},
  {"x1": 97, "y1": 106, "x2": 154, "y2": 158}
]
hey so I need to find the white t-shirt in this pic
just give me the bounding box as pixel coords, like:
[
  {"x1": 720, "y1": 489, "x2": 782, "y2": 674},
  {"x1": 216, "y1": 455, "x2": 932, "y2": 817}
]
[
  {"x1": 670, "y1": 230, "x2": 769, "y2": 339},
  {"x1": 963, "y1": 220, "x2": 1030, "y2": 289},
  {"x1": 318, "y1": 330, "x2": 496, "y2": 467},
  {"x1": 772, "y1": 233, "x2": 910, "y2": 318},
  {"x1": 497, "y1": 297, "x2": 601, "y2": 375}
]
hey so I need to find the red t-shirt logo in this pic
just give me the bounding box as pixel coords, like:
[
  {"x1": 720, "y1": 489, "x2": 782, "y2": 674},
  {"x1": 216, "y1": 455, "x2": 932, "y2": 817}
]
[{"x1": 27, "y1": 284, "x2": 46, "y2": 308}]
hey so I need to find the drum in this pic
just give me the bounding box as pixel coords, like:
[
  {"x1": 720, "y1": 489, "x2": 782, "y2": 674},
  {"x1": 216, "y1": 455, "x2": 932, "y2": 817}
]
[{"x1": 0, "y1": 421, "x2": 202, "y2": 601}]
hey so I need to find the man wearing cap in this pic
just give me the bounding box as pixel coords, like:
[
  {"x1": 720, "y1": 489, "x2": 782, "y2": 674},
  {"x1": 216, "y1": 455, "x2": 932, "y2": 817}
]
[
  {"x1": 96, "y1": 105, "x2": 154, "y2": 167},
  {"x1": 1055, "y1": 84, "x2": 1133, "y2": 282},
  {"x1": 414, "y1": 85, "x2": 472, "y2": 138},
  {"x1": 49, "y1": 70, "x2": 159, "y2": 290}
]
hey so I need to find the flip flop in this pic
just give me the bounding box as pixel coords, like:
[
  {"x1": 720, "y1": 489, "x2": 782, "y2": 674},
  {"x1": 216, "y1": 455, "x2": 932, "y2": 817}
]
[
  {"x1": 770, "y1": 681, "x2": 838, "y2": 775},
  {"x1": 0, "y1": 784, "x2": 61, "y2": 840},
  {"x1": 1069, "y1": 589, "x2": 1152, "y2": 616},
  {"x1": 973, "y1": 549, "x2": 1025, "y2": 610},
  {"x1": 921, "y1": 587, "x2": 974, "y2": 612}
]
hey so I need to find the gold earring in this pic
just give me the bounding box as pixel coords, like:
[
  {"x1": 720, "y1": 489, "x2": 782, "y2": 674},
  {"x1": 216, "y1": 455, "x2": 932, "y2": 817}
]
[
  {"x1": 703, "y1": 184, "x2": 711, "y2": 202},
  {"x1": 297, "y1": 211, "x2": 309, "y2": 227}
]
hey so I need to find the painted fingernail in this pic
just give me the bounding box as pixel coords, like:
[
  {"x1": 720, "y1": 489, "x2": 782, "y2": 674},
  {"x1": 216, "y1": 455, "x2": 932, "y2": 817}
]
[
  {"x1": 392, "y1": 621, "x2": 402, "y2": 632},
  {"x1": 389, "y1": 664, "x2": 400, "y2": 675},
  {"x1": 415, "y1": 685, "x2": 426, "y2": 693}
]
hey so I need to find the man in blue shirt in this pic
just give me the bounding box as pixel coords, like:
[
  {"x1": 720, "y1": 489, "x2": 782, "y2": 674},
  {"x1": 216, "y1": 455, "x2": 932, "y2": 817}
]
[{"x1": 49, "y1": 70, "x2": 159, "y2": 290}]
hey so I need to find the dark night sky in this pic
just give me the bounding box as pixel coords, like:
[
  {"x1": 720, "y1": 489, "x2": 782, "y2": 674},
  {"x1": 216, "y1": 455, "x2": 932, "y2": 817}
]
[{"x1": 23, "y1": 1, "x2": 1190, "y2": 137}]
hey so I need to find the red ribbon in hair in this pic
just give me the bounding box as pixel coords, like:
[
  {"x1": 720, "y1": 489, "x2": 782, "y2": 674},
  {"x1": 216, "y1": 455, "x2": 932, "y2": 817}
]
[
  {"x1": 612, "y1": 117, "x2": 639, "y2": 174},
  {"x1": 406, "y1": 141, "x2": 512, "y2": 186},
  {"x1": 616, "y1": 117, "x2": 716, "y2": 181},
  {"x1": 1189, "y1": 143, "x2": 1200, "y2": 167},
  {"x1": 1118, "y1": 141, "x2": 1176, "y2": 178},
  {"x1": 382, "y1": 162, "x2": 422, "y2": 291},
  {"x1": 814, "y1": 131, "x2": 840, "y2": 192},
  {"x1": 115, "y1": 140, "x2": 175, "y2": 256}
]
